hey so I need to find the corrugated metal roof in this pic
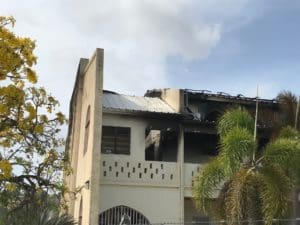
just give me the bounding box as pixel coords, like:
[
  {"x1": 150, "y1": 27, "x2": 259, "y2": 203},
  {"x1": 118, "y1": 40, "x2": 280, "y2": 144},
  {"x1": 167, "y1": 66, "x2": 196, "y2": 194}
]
[{"x1": 102, "y1": 93, "x2": 176, "y2": 114}]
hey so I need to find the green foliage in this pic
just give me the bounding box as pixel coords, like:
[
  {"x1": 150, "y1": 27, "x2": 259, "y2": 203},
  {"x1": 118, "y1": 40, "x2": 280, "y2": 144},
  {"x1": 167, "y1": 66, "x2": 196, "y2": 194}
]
[
  {"x1": 192, "y1": 157, "x2": 225, "y2": 212},
  {"x1": 278, "y1": 126, "x2": 300, "y2": 139},
  {"x1": 220, "y1": 127, "x2": 256, "y2": 176},
  {"x1": 0, "y1": 193, "x2": 77, "y2": 225},
  {"x1": 217, "y1": 108, "x2": 254, "y2": 137},
  {"x1": 192, "y1": 108, "x2": 300, "y2": 225},
  {"x1": 0, "y1": 16, "x2": 70, "y2": 212},
  {"x1": 264, "y1": 137, "x2": 300, "y2": 184},
  {"x1": 224, "y1": 169, "x2": 262, "y2": 223},
  {"x1": 258, "y1": 165, "x2": 292, "y2": 223},
  {"x1": 276, "y1": 91, "x2": 300, "y2": 130}
]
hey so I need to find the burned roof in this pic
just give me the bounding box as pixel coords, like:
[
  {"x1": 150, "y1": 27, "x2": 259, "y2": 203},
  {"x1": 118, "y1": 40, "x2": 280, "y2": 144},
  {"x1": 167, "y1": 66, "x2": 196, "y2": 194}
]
[
  {"x1": 102, "y1": 92, "x2": 177, "y2": 114},
  {"x1": 145, "y1": 88, "x2": 278, "y2": 107},
  {"x1": 185, "y1": 89, "x2": 278, "y2": 106}
]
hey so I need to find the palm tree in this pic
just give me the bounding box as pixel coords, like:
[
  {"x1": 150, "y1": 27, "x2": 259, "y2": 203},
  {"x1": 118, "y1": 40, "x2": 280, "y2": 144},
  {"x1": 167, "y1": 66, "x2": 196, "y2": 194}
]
[
  {"x1": 276, "y1": 91, "x2": 300, "y2": 130},
  {"x1": 192, "y1": 108, "x2": 300, "y2": 225}
]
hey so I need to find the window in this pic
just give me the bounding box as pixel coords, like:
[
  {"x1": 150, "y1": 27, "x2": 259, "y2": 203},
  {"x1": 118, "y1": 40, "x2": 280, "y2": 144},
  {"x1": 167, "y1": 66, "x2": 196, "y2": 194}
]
[
  {"x1": 101, "y1": 126, "x2": 130, "y2": 155},
  {"x1": 184, "y1": 132, "x2": 218, "y2": 163},
  {"x1": 83, "y1": 105, "x2": 90, "y2": 155},
  {"x1": 145, "y1": 129, "x2": 178, "y2": 162}
]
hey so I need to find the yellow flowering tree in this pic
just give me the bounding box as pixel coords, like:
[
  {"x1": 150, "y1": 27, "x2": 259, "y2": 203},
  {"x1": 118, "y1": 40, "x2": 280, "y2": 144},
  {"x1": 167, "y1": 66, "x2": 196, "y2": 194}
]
[{"x1": 0, "y1": 16, "x2": 69, "y2": 212}]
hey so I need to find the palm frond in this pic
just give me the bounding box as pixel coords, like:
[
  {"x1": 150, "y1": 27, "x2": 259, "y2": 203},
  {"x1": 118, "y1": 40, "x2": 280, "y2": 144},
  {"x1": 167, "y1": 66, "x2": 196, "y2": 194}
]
[
  {"x1": 277, "y1": 126, "x2": 300, "y2": 140},
  {"x1": 258, "y1": 164, "x2": 293, "y2": 225},
  {"x1": 39, "y1": 211, "x2": 77, "y2": 225},
  {"x1": 193, "y1": 107, "x2": 300, "y2": 224},
  {"x1": 3, "y1": 196, "x2": 77, "y2": 225},
  {"x1": 218, "y1": 108, "x2": 254, "y2": 137},
  {"x1": 220, "y1": 127, "x2": 256, "y2": 176},
  {"x1": 224, "y1": 168, "x2": 249, "y2": 224},
  {"x1": 192, "y1": 157, "x2": 226, "y2": 213},
  {"x1": 264, "y1": 137, "x2": 300, "y2": 184},
  {"x1": 224, "y1": 168, "x2": 262, "y2": 225},
  {"x1": 276, "y1": 91, "x2": 298, "y2": 127}
]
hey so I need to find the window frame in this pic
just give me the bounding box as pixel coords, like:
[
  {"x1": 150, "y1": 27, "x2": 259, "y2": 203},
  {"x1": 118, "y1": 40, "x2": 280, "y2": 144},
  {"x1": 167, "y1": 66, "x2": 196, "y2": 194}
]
[{"x1": 101, "y1": 126, "x2": 131, "y2": 155}]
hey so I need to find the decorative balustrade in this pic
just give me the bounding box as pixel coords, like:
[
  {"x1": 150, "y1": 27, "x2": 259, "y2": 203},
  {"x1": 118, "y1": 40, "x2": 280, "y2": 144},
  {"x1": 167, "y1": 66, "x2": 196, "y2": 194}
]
[
  {"x1": 100, "y1": 155, "x2": 204, "y2": 192},
  {"x1": 184, "y1": 163, "x2": 203, "y2": 188},
  {"x1": 100, "y1": 155, "x2": 179, "y2": 187}
]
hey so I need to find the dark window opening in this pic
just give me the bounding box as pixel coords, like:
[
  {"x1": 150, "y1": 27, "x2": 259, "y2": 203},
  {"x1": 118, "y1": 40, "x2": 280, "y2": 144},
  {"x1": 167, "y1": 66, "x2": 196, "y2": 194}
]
[
  {"x1": 205, "y1": 110, "x2": 222, "y2": 122},
  {"x1": 145, "y1": 129, "x2": 178, "y2": 162},
  {"x1": 101, "y1": 126, "x2": 130, "y2": 155},
  {"x1": 258, "y1": 137, "x2": 269, "y2": 152},
  {"x1": 184, "y1": 132, "x2": 218, "y2": 163}
]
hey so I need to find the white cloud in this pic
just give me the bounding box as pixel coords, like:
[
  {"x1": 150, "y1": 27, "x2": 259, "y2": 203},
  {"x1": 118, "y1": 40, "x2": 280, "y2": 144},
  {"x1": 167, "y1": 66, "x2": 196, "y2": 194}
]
[{"x1": 1, "y1": 0, "x2": 263, "y2": 115}]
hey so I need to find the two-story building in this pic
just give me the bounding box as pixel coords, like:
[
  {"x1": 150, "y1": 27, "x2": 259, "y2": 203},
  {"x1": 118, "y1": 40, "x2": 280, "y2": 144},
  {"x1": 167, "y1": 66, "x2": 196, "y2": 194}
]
[{"x1": 65, "y1": 49, "x2": 290, "y2": 225}]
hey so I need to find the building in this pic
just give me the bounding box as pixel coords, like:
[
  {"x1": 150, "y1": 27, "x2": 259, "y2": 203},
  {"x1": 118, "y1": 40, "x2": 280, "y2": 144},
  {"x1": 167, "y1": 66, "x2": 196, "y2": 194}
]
[{"x1": 65, "y1": 49, "x2": 297, "y2": 225}]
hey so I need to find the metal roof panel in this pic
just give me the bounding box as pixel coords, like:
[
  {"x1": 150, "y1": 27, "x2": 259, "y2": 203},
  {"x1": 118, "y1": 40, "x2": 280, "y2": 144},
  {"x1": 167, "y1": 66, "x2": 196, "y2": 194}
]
[{"x1": 102, "y1": 93, "x2": 176, "y2": 114}]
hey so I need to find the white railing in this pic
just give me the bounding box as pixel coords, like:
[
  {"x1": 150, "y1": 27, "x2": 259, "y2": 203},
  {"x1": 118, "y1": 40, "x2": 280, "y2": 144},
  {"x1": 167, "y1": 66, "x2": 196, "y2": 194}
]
[
  {"x1": 183, "y1": 163, "x2": 203, "y2": 197},
  {"x1": 100, "y1": 155, "x2": 206, "y2": 192},
  {"x1": 184, "y1": 163, "x2": 203, "y2": 188}
]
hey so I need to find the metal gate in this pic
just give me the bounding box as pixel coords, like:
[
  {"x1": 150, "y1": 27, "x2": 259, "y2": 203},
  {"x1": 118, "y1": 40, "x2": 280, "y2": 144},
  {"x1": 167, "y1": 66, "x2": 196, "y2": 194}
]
[{"x1": 99, "y1": 205, "x2": 150, "y2": 225}]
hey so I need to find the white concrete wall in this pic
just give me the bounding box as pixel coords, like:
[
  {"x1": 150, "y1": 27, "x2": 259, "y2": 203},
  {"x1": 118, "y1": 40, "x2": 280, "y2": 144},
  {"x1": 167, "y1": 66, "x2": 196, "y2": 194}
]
[
  {"x1": 160, "y1": 89, "x2": 183, "y2": 113},
  {"x1": 100, "y1": 185, "x2": 181, "y2": 223},
  {"x1": 73, "y1": 49, "x2": 104, "y2": 225},
  {"x1": 102, "y1": 113, "x2": 148, "y2": 161},
  {"x1": 184, "y1": 198, "x2": 206, "y2": 222},
  {"x1": 100, "y1": 113, "x2": 182, "y2": 223},
  {"x1": 100, "y1": 156, "x2": 179, "y2": 187},
  {"x1": 99, "y1": 112, "x2": 211, "y2": 223}
]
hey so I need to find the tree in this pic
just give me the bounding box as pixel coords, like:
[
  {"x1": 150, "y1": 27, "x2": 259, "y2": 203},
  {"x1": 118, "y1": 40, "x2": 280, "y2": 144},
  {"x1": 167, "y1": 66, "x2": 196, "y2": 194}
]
[
  {"x1": 192, "y1": 108, "x2": 300, "y2": 225},
  {"x1": 276, "y1": 90, "x2": 300, "y2": 130},
  {"x1": 0, "y1": 193, "x2": 77, "y2": 225},
  {"x1": 0, "y1": 16, "x2": 70, "y2": 212}
]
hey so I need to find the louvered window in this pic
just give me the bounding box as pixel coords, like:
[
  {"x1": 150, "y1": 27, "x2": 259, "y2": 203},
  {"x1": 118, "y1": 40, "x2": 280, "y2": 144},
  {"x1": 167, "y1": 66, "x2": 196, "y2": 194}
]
[{"x1": 101, "y1": 126, "x2": 130, "y2": 155}]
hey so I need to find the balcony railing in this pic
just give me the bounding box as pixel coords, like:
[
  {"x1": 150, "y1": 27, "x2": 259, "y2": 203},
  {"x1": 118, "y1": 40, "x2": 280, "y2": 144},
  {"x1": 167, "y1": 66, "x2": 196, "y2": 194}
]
[
  {"x1": 100, "y1": 155, "x2": 204, "y2": 193},
  {"x1": 101, "y1": 155, "x2": 179, "y2": 187}
]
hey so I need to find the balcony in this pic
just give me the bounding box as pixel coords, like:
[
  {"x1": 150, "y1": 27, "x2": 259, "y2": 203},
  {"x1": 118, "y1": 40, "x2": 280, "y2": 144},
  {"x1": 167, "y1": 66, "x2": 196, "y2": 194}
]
[
  {"x1": 184, "y1": 163, "x2": 203, "y2": 197},
  {"x1": 100, "y1": 155, "x2": 204, "y2": 194},
  {"x1": 100, "y1": 155, "x2": 179, "y2": 187}
]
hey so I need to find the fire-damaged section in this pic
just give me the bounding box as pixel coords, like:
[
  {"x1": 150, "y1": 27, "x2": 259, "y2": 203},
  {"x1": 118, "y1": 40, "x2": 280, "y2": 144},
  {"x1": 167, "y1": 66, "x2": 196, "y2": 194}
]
[
  {"x1": 145, "y1": 129, "x2": 178, "y2": 162},
  {"x1": 183, "y1": 89, "x2": 279, "y2": 126},
  {"x1": 145, "y1": 88, "x2": 279, "y2": 128},
  {"x1": 143, "y1": 88, "x2": 280, "y2": 163},
  {"x1": 184, "y1": 132, "x2": 218, "y2": 163}
]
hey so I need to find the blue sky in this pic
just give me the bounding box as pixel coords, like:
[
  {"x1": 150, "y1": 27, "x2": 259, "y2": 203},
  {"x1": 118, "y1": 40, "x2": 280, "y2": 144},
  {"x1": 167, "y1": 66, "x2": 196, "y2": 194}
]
[
  {"x1": 166, "y1": 1, "x2": 300, "y2": 98},
  {"x1": 2, "y1": 0, "x2": 300, "y2": 115}
]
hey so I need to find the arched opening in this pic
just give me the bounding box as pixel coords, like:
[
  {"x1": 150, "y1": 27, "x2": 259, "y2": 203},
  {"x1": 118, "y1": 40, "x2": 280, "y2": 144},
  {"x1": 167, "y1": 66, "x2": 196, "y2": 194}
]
[
  {"x1": 79, "y1": 198, "x2": 83, "y2": 225},
  {"x1": 99, "y1": 205, "x2": 150, "y2": 225},
  {"x1": 83, "y1": 105, "x2": 91, "y2": 155}
]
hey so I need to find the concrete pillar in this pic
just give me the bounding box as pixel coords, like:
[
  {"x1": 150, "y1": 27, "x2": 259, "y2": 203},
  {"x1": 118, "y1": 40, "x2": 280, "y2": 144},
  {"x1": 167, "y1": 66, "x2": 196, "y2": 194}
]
[
  {"x1": 178, "y1": 125, "x2": 185, "y2": 223},
  {"x1": 89, "y1": 48, "x2": 104, "y2": 225}
]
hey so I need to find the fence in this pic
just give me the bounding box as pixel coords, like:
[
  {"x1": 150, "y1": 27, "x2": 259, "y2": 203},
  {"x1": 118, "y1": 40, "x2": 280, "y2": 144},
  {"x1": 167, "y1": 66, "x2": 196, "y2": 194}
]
[{"x1": 105, "y1": 218, "x2": 300, "y2": 225}]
